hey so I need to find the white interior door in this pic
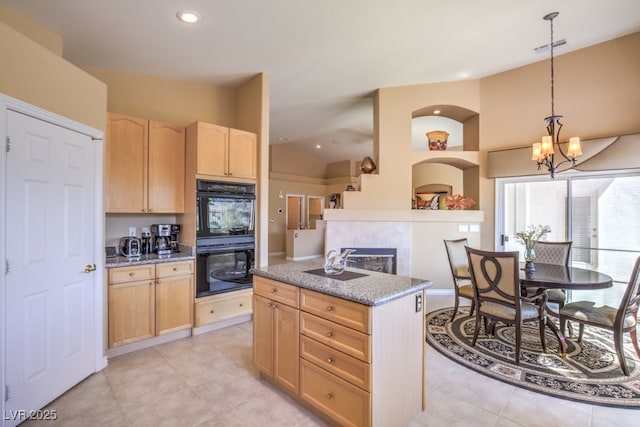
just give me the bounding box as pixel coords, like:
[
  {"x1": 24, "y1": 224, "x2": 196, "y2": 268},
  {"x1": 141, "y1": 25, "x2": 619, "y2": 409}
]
[{"x1": 5, "y1": 110, "x2": 97, "y2": 422}]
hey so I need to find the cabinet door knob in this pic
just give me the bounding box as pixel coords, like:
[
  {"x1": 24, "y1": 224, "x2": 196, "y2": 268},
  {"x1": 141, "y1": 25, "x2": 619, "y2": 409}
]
[
  {"x1": 327, "y1": 331, "x2": 333, "y2": 338},
  {"x1": 271, "y1": 288, "x2": 277, "y2": 293},
  {"x1": 326, "y1": 306, "x2": 334, "y2": 312},
  {"x1": 239, "y1": 303, "x2": 243, "y2": 307},
  {"x1": 327, "y1": 357, "x2": 334, "y2": 364},
  {"x1": 129, "y1": 272, "x2": 135, "y2": 276},
  {"x1": 210, "y1": 310, "x2": 214, "y2": 314},
  {"x1": 173, "y1": 267, "x2": 177, "y2": 271},
  {"x1": 326, "y1": 393, "x2": 334, "y2": 400}
]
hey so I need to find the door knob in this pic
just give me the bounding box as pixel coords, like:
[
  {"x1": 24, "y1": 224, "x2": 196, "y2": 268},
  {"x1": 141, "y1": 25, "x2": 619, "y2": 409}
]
[{"x1": 84, "y1": 264, "x2": 97, "y2": 273}]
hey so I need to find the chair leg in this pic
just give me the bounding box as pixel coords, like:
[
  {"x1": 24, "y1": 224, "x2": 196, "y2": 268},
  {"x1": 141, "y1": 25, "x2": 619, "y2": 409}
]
[
  {"x1": 614, "y1": 333, "x2": 630, "y2": 376},
  {"x1": 578, "y1": 324, "x2": 585, "y2": 342},
  {"x1": 515, "y1": 324, "x2": 521, "y2": 365},
  {"x1": 630, "y1": 327, "x2": 640, "y2": 359},
  {"x1": 471, "y1": 313, "x2": 482, "y2": 347},
  {"x1": 539, "y1": 317, "x2": 547, "y2": 353},
  {"x1": 451, "y1": 295, "x2": 460, "y2": 322}
]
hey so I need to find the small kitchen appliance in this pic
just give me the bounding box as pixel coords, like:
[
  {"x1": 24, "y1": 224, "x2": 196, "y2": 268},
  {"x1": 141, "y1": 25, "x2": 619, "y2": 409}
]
[
  {"x1": 120, "y1": 236, "x2": 142, "y2": 258},
  {"x1": 170, "y1": 224, "x2": 181, "y2": 253},
  {"x1": 151, "y1": 224, "x2": 172, "y2": 255},
  {"x1": 141, "y1": 227, "x2": 151, "y2": 255}
]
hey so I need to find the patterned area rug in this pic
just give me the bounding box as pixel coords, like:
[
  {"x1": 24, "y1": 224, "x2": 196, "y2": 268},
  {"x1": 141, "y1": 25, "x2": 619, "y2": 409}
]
[{"x1": 426, "y1": 307, "x2": 640, "y2": 408}]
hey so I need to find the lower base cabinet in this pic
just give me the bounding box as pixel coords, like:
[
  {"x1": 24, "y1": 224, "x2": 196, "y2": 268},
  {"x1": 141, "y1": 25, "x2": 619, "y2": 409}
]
[
  {"x1": 194, "y1": 288, "x2": 253, "y2": 327},
  {"x1": 253, "y1": 276, "x2": 425, "y2": 427},
  {"x1": 108, "y1": 260, "x2": 194, "y2": 348}
]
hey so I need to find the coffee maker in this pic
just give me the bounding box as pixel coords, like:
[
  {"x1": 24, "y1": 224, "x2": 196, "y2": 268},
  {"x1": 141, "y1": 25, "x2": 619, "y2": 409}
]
[
  {"x1": 151, "y1": 224, "x2": 172, "y2": 255},
  {"x1": 170, "y1": 224, "x2": 181, "y2": 253}
]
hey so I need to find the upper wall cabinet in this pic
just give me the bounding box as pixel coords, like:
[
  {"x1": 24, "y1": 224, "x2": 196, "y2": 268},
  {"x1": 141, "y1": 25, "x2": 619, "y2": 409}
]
[
  {"x1": 106, "y1": 113, "x2": 185, "y2": 213},
  {"x1": 187, "y1": 121, "x2": 257, "y2": 181}
]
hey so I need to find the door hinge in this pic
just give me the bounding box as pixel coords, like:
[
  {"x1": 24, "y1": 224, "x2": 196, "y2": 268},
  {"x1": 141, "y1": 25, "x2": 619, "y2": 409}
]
[
  {"x1": 5, "y1": 259, "x2": 9, "y2": 275},
  {"x1": 5, "y1": 136, "x2": 10, "y2": 152},
  {"x1": 4, "y1": 384, "x2": 9, "y2": 402}
]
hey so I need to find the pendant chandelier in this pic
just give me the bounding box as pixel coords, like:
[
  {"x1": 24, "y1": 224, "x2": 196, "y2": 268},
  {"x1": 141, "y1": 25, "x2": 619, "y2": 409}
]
[{"x1": 531, "y1": 11, "x2": 582, "y2": 179}]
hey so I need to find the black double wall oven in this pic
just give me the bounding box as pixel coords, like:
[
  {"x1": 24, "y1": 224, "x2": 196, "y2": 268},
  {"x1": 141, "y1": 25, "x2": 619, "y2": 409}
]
[{"x1": 196, "y1": 179, "x2": 255, "y2": 298}]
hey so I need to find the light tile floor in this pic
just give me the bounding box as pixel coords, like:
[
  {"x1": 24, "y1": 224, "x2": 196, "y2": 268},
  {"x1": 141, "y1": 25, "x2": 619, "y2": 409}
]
[{"x1": 24, "y1": 295, "x2": 639, "y2": 427}]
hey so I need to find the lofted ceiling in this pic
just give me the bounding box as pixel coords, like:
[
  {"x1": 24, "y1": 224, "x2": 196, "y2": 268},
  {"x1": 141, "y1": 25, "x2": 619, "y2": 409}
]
[{"x1": 2, "y1": 0, "x2": 640, "y2": 163}]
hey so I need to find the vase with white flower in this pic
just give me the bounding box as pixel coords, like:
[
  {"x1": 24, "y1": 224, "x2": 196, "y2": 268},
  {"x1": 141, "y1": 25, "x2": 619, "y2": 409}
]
[{"x1": 515, "y1": 225, "x2": 551, "y2": 271}]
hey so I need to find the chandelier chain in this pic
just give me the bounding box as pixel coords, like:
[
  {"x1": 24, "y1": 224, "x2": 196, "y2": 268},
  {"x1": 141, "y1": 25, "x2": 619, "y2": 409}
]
[{"x1": 550, "y1": 15, "x2": 555, "y2": 118}]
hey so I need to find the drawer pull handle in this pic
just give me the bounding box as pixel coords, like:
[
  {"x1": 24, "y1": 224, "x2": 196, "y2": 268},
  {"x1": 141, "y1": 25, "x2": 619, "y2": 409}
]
[
  {"x1": 210, "y1": 310, "x2": 214, "y2": 314},
  {"x1": 239, "y1": 303, "x2": 243, "y2": 307},
  {"x1": 173, "y1": 267, "x2": 177, "y2": 271},
  {"x1": 327, "y1": 357, "x2": 334, "y2": 364},
  {"x1": 327, "y1": 332, "x2": 333, "y2": 338},
  {"x1": 271, "y1": 288, "x2": 277, "y2": 293},
  {"x1": 326, "y1": 306, "x2": 334, "y2": 312},
  {"x1": 129, "y1": 272, "x2": 135, "y2": 276},
  {"x1": 326, "y1": 392, "x2": 334, "y2": 400}
]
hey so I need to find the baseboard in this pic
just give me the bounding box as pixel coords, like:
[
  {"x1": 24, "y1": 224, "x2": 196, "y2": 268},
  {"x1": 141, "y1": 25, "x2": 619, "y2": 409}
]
[
  {"x1": 286, "y1": 254, "x2": 323, "y2": 261},
  {"x1": 192, "y1": 313, "x2": 253, "y2": 336},
  {"x1": 106, "y1": 328, "x2": 192, "y2": 358},
  {"x1": 426, "y1": 288, "x2": 455, "y2": 296}
]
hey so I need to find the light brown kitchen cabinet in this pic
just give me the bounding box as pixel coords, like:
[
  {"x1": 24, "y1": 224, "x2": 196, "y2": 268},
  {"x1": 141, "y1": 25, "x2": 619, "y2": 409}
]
[
  {"x1": 186, "y1": 121, "x2": 257, "y2": 180},
  {"x1": 106, "y1": 112, "x2": 185, "y2": 213},
  {"x1": 155, "y1": 261, "x2": 194, "y2": 335},
  {"x1": 108, "y1": 260, "x2": 194, "y2": 348},
  {"x1": 108, "y1": 264, "x2": 156, "y2": 347},
  {"x1": 253, "y1": 276, "x2": 300, "y2": 395},
  {"x1": 252, "y1": 277, "x2": 425, "y2": 427}
]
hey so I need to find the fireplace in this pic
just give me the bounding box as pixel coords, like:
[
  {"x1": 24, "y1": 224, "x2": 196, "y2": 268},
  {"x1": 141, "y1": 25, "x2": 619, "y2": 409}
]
[{"x1": 342, "y1": 247, "x2": 397, "y2": 275}]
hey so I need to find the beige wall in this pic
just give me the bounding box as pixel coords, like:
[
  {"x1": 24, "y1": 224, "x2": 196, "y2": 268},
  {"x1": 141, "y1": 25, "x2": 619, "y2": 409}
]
[
  {"x1": 83, "y1": 67, "x2": 236, "y2": 127},
  {"x1": 270, "y1": 143, "x2": 327, "y2": 179},
  {"x1": 0, "y1": 21, "x2": 107, "y2": 132},
  {"x1": 268, "y1": 178, "x2": 327, "y2": 254},
  {"x1": 0, "y1": 4, "x2": 62, "y2": 56}
]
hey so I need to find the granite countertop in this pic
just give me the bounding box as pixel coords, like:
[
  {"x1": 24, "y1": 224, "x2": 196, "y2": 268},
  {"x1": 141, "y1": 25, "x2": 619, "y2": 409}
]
[
  {"x1": 105, "y1": 252, "x2": 195, "y2": 268},
  {"x1": 250, "y1": 259, "x2": 432, "y2": 306}
]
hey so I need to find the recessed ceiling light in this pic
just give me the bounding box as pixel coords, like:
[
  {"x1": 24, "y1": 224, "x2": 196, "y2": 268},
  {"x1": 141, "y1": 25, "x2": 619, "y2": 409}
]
[
  {"x1": 315, "y1": 144, "x2": 322, "y2": 149},
  {"x1": 433, "y1": 110, "x2": 441, "y2": 115},
  {"x1": 177, "y1": 10, "x2": 201, "y2": 23}
]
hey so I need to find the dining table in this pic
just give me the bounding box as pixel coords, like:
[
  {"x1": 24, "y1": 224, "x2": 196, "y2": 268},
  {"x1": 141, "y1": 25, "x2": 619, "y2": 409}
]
[{"x1": 519, "y1": 262, "x2": 614, "y2": 357}]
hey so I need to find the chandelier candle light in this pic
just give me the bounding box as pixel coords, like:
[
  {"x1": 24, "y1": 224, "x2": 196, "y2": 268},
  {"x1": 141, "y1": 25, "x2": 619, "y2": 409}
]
[
  {"x1": 531, "y1": 12, "x2": 582, "y2": 179},
  {"x1": 515, "y1": 224, "x2": 551, "y2": 271}
]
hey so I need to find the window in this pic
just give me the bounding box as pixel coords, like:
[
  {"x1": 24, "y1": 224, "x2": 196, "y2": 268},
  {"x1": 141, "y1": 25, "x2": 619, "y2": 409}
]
[{"x1": 497, "y1": 171, "x2": 640, "y2": 305}]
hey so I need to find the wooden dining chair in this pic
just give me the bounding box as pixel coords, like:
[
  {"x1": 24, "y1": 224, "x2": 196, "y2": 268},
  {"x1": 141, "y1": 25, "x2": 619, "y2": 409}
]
[
  {"x1": 466, "y1": 246, "x2": 548, "y2": 364},
  {"x1": 559, "y1": 256, "x2": 640, "y2": 376},
  {"x1": 444, "y1": 238, "x2": 474, "y2": 321},
  {"x1": 528, "y1": 241, "x2": 572, "y2": 306}
]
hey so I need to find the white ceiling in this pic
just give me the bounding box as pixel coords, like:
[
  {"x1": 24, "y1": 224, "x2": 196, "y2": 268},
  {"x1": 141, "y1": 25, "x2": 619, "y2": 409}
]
[{"x1": 3, "y1": 0, "x2": 640, "y2": 163}]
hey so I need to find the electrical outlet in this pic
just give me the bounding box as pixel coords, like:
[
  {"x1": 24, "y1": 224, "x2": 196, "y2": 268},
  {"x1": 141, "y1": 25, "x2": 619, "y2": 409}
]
[{"x1": 128, "y1": 227, "x2": 137, "y2": 237}]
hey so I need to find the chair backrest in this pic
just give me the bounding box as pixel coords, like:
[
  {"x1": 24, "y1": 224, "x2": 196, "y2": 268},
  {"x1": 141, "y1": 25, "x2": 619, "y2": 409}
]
[
  {"x1": 465, "y1": 246, "x2": 522, "y2": 314},
  {"x1": 616, "y1": 256, "x2": 640, "y2": 329},
  {"x1": 534, "y1": 241, "x2": 572, "y2": 266},
  {"x1": 444, "y1": 238, "x2": 470, "y2": 281}
]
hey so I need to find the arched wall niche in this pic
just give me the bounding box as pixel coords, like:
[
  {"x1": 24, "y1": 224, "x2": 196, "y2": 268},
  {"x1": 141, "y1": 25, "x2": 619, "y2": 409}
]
[
  {"x1": 410, "y1": 104, "x2": 480, "y2": 209},
  {"x1": 411, "y1": 104, "x2": 479, "y2": 151}
]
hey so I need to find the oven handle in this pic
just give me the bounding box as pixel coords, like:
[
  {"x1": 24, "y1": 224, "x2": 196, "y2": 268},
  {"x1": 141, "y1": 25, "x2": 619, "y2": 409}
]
[
  {"x1": 197, "y1": 192, "x2": 256, "y2": 200},
  {"x1": 196, "y1": 243, "x2": 255, "y2": 254}
]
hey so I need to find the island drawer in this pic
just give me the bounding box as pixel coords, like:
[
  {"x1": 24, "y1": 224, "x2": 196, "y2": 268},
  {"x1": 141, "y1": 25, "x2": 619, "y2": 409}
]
[
  {"x1": 156, "y1": 260, "x2": 194, "y2": 278},
  {"x1": 300, "y1": 312, "x2": 371, "y2": 363},
  {"x1": 300, "y1": 335, "x2": 370, "y2": 392},
  {"x1": 253, "y1": 276, "x2": 299, "y2": 308},
  {"x1": 300, "y1": 289, "x2": 370, "y2": 334},
  {"x1": 300, "y1": 359, "x2": 370, "y2": 427},
  {"x1": 108, "y1": 264, "x2": 155, "y2": 284}
]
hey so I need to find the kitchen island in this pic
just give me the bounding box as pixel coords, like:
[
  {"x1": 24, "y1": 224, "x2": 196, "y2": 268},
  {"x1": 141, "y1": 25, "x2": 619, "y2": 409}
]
[{"x1": 251, "y1": 260, "x2": 432, "y2": 427}]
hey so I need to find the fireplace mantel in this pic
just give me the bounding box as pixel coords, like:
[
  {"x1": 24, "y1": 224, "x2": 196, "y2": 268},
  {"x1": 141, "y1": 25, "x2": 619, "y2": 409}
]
[{"x1": 323, "y1": 208, "x2": 484, "y2": 223}]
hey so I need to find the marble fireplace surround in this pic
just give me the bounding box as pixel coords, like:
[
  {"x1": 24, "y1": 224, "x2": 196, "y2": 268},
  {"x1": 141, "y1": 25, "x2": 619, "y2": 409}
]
[{"x1": 323, "y1": 209, "x2": 484, "y2": 286}]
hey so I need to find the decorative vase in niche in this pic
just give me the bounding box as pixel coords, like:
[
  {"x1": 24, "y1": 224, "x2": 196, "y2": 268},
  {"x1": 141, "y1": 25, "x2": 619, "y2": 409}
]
[
  {"x1": 524, "y1": 247, "x2": 536, "y2": 271},
  {"x1": 360, "y1": 156, "x2": 377, "y2": 173},
  {"x1": 426, "y1": 130, "x2": 449, "y2": 151}
]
